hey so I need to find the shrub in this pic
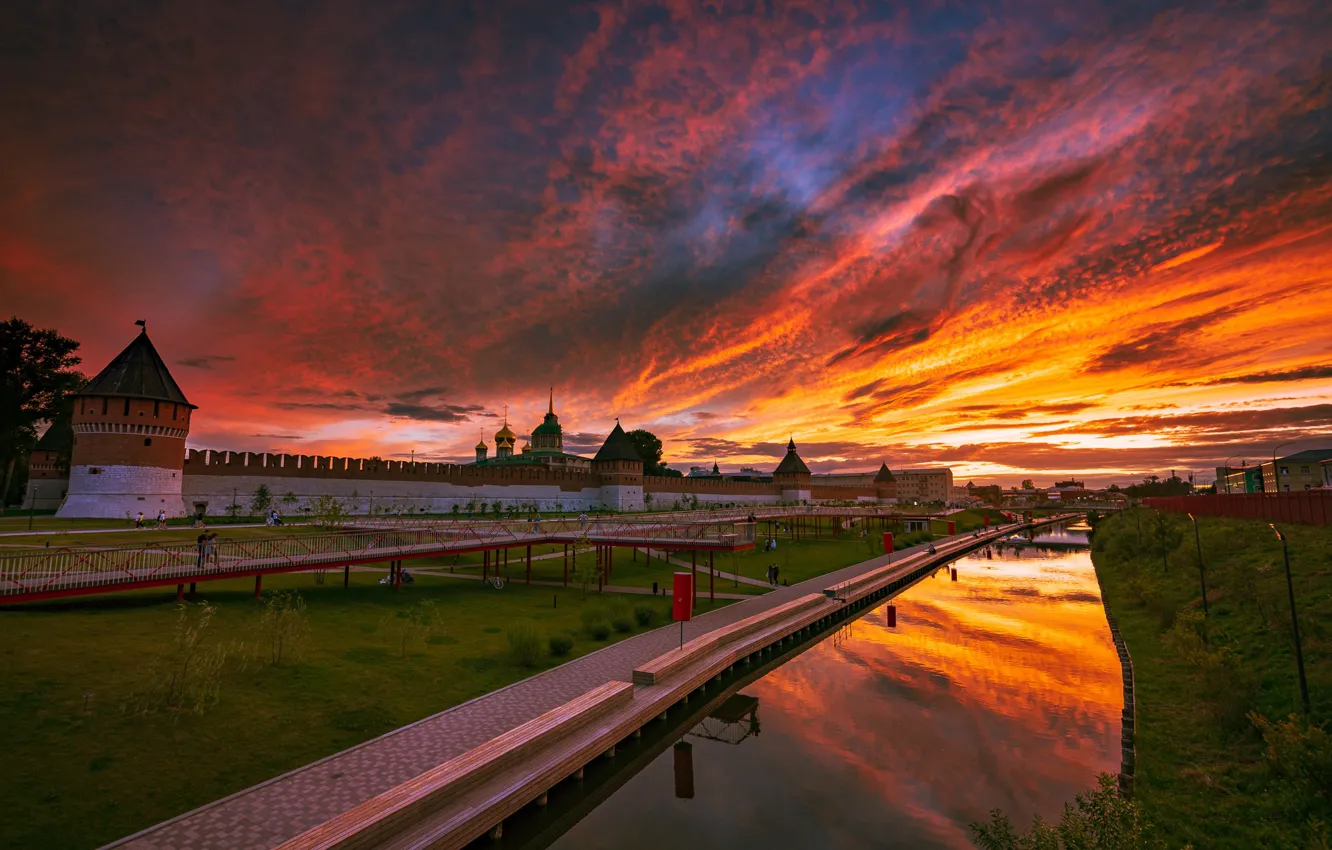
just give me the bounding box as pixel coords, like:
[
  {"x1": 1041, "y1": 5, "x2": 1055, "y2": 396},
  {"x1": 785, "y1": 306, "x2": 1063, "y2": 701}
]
[
  {"x1": 507, "y1": 621, "x2": 543, "y2": 667},
  {"x1": 1251, "y1": 713, "x2": 1332, "y2": 801},
  {"x1": 970, "y1": 773, "x2": 1160, "y2": 849},
  {"x1": 612, "y1": 616, "x2": 633, "y2": 633},
  {"x1": 633, "y1": 605, "x2": 656, "y2": 627},
  {"x1": 548, "y1": 634, "x2": 574, "y2": 656},
  {"x1": 258, "y1": 589, "x2": 310, "y2": 666},
  {"x1": 125, "y1": 602, "x2": 239, "y2": 716},
  {"x1": 587, "y1": 619, "x2": 611, "y2": 641},
  {"x1": 580, "y1": 607, "x2": 608, "y2": 630}
]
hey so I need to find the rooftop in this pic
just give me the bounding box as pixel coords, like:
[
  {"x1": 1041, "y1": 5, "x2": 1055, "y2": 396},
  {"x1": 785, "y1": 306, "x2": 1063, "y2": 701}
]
[{"x1": 82, "y1": 328, "x2": 193, "y2": 407}]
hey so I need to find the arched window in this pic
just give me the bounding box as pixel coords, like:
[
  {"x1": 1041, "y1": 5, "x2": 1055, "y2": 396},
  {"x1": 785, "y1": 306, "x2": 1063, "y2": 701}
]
[{"x1": 144, "y1": 438, "x2": 153, "y2": 447}]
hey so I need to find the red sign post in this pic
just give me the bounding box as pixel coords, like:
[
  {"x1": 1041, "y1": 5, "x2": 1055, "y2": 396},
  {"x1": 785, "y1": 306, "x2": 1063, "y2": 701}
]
[
  {"x1": 882, "y1": 532, "x2": 894, "y2": 554},
  {"x1": 672, "y1": 571, "x2": 694, "y2": 648},
  {"x1": 947, "y1": 520, "x2": 956, "y2": 535}
]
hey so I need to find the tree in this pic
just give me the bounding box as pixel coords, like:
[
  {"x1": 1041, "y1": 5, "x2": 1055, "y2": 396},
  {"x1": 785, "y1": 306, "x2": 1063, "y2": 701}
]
[
  {"x1": 250, "y1": 484, "x2": 273, "y2": 518},
  {"x1": 626, "y1": 429, "x2": 677, "y2": 476},
  {"x1": 0, "y1": 318, "x2": 84, "y2": 506},
  {"x1": 1020, "y1": 479, "x2": 1035, "y2": 490}
]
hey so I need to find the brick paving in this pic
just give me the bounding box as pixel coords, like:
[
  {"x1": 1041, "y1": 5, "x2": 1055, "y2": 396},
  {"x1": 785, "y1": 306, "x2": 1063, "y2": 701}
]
[{"x1": 108, "y1": 535, "x2": 971, "y2": 850}]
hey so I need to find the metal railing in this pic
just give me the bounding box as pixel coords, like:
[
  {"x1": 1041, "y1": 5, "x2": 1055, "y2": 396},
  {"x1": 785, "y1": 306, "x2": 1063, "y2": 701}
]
[{"x1": 0, "y1": 517, "x2": 758, "y2": 601}]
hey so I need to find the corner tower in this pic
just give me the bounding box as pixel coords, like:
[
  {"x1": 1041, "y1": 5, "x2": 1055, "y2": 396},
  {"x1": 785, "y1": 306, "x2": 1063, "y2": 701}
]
[
  {"x1": 57, "y1": 324, "x2": 195, "y2": 518},
  {"x1": 593, "y1": 421, "x2": 644, "y2": 512},
  {"x1": 772, "y1": 437, "x2": 811, "y2": 504}
]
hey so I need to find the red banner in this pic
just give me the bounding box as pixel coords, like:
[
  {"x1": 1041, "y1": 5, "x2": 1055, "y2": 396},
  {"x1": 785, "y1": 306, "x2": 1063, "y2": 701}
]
[
  {"x1": 882, "y1": 532, "x2": 894, "y2": 554},
  {"x1": 672, "y1": 572, "x2": 694, "y2": 621}
]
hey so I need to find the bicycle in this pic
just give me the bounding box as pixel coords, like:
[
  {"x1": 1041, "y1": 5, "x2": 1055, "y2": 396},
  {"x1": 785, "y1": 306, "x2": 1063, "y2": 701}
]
[{"x1": 488, "y1": 576, "x2": 506, "y2": 590}]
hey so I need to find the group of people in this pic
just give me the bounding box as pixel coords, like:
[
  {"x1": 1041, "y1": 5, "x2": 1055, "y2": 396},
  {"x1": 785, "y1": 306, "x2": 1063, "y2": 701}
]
[
  {"x1": 264, "y1": 508, "x2": 285, "y2": 526},
  {"x1": 195, "y1": 530, "x2": 220, "y2": 569},
  {"x1": 765, "y1": 563, "x2": 783, "y2": 587},
  {"x1": 762, "y1": 537, "x2": 779, "y2": 552},
  {"x1": 132, "y1": 510, "x2": 169, "y2": 530}
]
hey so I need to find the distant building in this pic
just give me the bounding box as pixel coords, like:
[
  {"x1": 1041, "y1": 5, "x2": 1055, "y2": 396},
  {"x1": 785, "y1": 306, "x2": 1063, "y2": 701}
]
[
  {"x1": 811, "y1": 466, "x2": 953, "y2": 504},
  {"x1": 1260, "y1": 449, "x2": 1332, "y2": 492},
  {"x1": 1323, "y1": 458, "x2": 1332, "y2": 488},
  {"x1": 1216, "y1": 464, "x2": 1263, "y2": 493},
  {"x1": 22, "y1": 421, "x2": 72, "y2": 511}
]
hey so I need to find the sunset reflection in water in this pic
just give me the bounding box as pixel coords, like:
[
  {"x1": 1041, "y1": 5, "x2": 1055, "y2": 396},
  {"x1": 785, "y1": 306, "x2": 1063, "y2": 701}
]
[{"x1": 548, "y1": 528, "x2": 1120, "y2": 850}]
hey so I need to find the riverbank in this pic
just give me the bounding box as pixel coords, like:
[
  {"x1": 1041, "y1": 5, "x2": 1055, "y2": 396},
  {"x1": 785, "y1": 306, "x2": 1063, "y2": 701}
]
[{"x1": 1089, "y1": 511, "x2": 1331, "y2": 849}]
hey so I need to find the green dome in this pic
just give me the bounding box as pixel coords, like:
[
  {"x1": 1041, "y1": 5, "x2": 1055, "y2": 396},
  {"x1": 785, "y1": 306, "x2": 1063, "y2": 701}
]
[{"x1": 532, "y1": 415, "x2": 562, "y2": 436}]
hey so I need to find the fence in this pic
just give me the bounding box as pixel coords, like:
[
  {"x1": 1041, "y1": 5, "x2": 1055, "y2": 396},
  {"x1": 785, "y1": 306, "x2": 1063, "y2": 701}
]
[{"x1": 1144, "y1": 490, "x2": 1330, "y2": 526}]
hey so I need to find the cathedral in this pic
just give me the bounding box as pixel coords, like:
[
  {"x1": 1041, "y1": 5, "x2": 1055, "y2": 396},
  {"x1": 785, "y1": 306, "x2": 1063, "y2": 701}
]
[{"x1": 472, "y1": 390, "x2": 591, "y2": 469}]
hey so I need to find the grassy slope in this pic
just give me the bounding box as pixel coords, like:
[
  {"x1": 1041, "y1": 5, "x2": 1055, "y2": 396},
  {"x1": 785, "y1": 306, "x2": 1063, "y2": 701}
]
[
  {"x1": 0, "y1": 572, "x2": 733, "y2": 850},
  {"x1": 1090, "y1": 510, "x2": 1331, "y2": 849}
]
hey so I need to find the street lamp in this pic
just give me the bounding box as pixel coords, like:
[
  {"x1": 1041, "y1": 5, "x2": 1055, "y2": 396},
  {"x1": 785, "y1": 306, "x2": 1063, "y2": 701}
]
[
  {"x1": 1270, "y1": 524, "x2": 1310, "y2": 719},
  {"x1": 1186, "y1": 513, "x2": 1209, "y2": 634},
  {"x1": 1223, "y1": 455, "x2": 1240, "y2": 495},
  {"x1": 1271, "y1": 441, "x2": 1294, "y2": 493}
]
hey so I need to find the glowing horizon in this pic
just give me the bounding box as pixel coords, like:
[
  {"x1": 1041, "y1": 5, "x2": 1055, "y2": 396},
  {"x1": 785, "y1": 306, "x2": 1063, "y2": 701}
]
[{"x1": 3, "y1": 2, "x2": 1330, "y2": 487}]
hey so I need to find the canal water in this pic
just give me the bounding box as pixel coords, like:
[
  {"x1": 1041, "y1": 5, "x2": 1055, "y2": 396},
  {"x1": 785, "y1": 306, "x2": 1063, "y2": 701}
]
[{"x1": 502, "y1": 524, "x2": 1120, "y2": 850}]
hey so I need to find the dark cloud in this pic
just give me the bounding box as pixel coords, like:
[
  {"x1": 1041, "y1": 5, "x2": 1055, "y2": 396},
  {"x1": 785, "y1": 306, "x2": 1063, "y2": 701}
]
[
  {"x1": 251, "y1": 433, "x2": 302, "y2": 440},
  {"x1": 178, "y1": 356, "x2": 236, "y2": 369},
  {"x1": 1181, "y1": 365, "x2": 1332, "y2": 387},
  {"x1": 384, "y1": 402, "x2": 485, "y2": 422}
]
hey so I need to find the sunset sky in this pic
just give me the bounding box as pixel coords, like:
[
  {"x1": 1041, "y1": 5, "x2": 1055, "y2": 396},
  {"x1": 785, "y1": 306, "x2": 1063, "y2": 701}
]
[{"x1": 2, "y1": 1, "x2": 1330, "y2": 486}]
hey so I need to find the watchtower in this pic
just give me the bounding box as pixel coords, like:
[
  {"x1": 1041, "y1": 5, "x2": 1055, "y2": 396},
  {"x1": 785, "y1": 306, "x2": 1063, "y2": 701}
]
[
  {"x1": 592, "y1": 421, "x2": 644, "y2": 512},
  {"x1": 56, "y1": 323, "x2": 195, "y2": 518},
  {"x1": 772, "y1": 438, "x2": 811, "y2": 503}
]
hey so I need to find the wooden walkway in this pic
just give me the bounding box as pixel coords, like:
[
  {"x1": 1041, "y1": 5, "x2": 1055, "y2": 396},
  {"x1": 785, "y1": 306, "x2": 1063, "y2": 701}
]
[{"x1": 105, "y1": 523, "x2": 1042, "y2": 850}]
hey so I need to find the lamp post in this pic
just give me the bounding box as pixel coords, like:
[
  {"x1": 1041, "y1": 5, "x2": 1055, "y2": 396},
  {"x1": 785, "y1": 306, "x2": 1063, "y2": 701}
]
[
  {"x1": 1223, "y1": 455, "x2": 1240, "y2": 495},
  {"x1": 1271, "y1": 441, "x2": 1294, "y2": 493},
  {"x1": 1270, "y1": 524, "x2": 1310, "y2": 719},
  {"x1": 1186, "y1": 513, "x2": 1209, "y2": 634}
]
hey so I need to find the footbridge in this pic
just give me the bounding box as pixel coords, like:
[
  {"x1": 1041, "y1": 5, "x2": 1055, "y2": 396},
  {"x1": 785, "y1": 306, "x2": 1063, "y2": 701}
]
[{"x1": 0, "y1": 505, "x2": 978, "y2": 605}]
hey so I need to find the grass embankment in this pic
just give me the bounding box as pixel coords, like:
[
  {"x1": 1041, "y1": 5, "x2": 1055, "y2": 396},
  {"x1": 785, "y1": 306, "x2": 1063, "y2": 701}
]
[
  {"x1": 0, "y1": 572, "x2": 731, "y2": 850},
  {"x1": 1090, "y1": 510, "x2": 1331, "y2": 849}
]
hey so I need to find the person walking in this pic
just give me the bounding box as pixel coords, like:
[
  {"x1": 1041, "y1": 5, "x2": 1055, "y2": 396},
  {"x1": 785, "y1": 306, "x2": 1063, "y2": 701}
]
[
  {"x1": 205, "y1": 531, "x2": 219, "y2": 566},
  {"x1": 134, "y1": 511, "x2": 144, "y2": 529},
  {"x1": 156, "y1": 509, "x2": 166, "y2": 529},
  {"x1": 773, "y1": 564, "x2": 780, "y2": 585},
  {"x1": 196, "y1": 529, "x2": 207, "y2": 570}
]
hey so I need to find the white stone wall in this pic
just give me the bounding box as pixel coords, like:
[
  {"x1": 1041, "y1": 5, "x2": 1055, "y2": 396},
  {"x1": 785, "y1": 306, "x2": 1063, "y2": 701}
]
[
  {"x1": 644, "y1": 490, "x2": 781, "y2": 509},
  {"x1": 22, "y1": 478, "x2": 68, "y2": 511},
  {"x1": 598, "y1": 484, "x2": 644, "y2": 512},
  {"x1": 181, "y1": 474, "x2": 605, "y2": 517},
  {"x1": 781, "y1": 488, "x2": 812, "y2": 504},
  {"x1": 57, "y1": 465, "x2": 189, "y2": 518}
]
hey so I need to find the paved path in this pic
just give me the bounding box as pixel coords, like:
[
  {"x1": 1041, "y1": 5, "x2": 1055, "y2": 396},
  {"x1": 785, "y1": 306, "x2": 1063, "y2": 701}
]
[{"x1": 108, "y1": 534, "x2": 988, "y2": 850}]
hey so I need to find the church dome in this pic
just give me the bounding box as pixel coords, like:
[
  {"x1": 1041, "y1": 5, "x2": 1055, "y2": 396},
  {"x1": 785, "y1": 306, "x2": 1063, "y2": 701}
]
[
  {"x1": 495, "y1": 420, "x2": 516, "y2": 444},
  {"x1": 475, "y1": 438, "x2": 488, "y2": 451}
]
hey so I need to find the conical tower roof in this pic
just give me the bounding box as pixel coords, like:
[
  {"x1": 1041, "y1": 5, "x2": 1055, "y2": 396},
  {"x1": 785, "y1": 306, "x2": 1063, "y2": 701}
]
[
  {"x1": 874, "y1": 463, "x2": 896, "y2": 483},
  {"x1": 593, "y1": 422, "x2": 642, "y2": 463},
  {"x1": 773, "y1": 437, "x2": 810, "y2": 475},
  {"x1": 82, "y1": 327, "x2": 193, "y2": 407}
]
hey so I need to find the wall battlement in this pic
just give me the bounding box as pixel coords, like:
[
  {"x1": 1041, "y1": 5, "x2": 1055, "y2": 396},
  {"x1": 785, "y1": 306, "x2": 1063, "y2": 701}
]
[{"x1": 184, "y1": 449, "x2": 595, "y2": 491}]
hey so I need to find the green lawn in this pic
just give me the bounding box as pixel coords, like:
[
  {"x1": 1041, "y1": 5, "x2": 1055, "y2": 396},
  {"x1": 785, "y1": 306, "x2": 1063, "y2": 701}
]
[
  {"x1": 1089, "y1": 510, "x2": 1331, "y2": 849},
  {"x1": 0, "y1": 570, "x2": 733, "y2": 850}
]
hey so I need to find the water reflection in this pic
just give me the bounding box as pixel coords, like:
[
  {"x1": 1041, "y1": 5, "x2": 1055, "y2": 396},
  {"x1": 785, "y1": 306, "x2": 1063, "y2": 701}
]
[{"x1": 520, "y1": 528, "x2": 1119, "y2": 850}]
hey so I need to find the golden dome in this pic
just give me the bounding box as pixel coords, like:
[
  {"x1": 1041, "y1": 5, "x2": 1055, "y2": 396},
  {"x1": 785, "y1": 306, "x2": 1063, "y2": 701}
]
[
  {"x1": 475, "y1": 438, "x2": 488, "y2": 451},
  {"x1": 494, "y1": 411, "x2": 516, "y2": 444},
  {"x1": 521, "y1": 441, "x2": 532, "y2": 454}
]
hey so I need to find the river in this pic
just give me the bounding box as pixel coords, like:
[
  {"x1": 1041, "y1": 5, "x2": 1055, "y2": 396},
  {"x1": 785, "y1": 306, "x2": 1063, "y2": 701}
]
[{"x1": 497, "y1": 523, "x2": 1120, "y2": 850}]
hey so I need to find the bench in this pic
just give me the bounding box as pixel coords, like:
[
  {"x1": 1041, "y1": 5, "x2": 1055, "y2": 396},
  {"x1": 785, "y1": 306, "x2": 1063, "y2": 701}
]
[
  {"x1": 278, "y1": 680, "x2": 633, "y2": 850},
  {"x1": 632, "y1": 594, "x2": 825, "y2": 685}
]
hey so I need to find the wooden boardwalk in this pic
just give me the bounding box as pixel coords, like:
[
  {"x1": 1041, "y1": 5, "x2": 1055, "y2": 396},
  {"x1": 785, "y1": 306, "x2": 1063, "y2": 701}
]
[{"x1": 106, "y1": 521, "x2": 1051, "y2": 850}]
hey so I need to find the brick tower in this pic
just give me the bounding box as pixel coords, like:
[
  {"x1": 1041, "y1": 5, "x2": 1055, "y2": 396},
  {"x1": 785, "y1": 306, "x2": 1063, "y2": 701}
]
[
  {"x1": 772, "y1": 437, "x2": 811, "y2": 504},
  {"x1": 592, "y1": 421, "x2": 644, "y2": 511},
  {"x1": 56, "y1": 323, "x2": 195, "y2": 518}
]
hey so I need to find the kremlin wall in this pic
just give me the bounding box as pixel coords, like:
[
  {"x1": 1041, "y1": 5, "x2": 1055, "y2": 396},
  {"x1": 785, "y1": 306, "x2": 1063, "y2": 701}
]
[{"x1": 28, "y1": 327, "x2": 906, "y2": 518}]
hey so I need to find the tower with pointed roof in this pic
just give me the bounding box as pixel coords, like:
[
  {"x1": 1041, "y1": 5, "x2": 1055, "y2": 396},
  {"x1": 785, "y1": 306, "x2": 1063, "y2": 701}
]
[
  {"x1": 874, "y1": 462, "x2": 898, "y2": 503},
  {"x1": 530, "y1": 388, "x2": 564, "y2": 452},
  {"x1": 593, "y1": 421, "x2": 644, "y2": 511},
  {"x1": 57, "y1": 323, "x2": 197, "y2": 518},
  {"x1": 772, "y1": 437, "x2": 812, "y2": 504}
]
